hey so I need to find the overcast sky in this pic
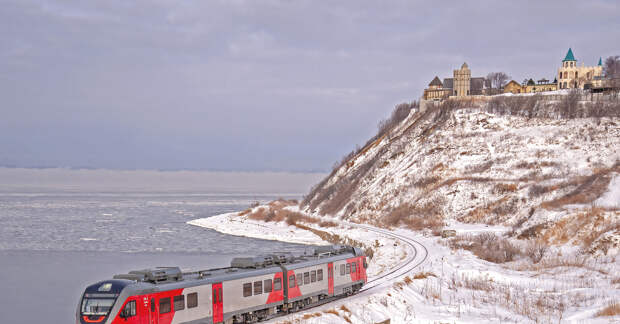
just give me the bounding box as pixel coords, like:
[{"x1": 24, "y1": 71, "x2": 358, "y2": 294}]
[{"x1": 1, "y1": 0, "x2": 618, "y2": 172}]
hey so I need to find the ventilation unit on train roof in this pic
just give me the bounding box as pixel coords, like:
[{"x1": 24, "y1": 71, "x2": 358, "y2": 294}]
[
  {"x1": 113, "y1": 267, "x2": 183, "y2": 284},
  {"x1": 230, "y1": 253, "x2": 296, "y2": 268}
]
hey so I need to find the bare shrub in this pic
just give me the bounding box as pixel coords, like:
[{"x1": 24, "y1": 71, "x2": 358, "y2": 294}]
[
  {"x1": 528, "y1": 184, "x2": 552, "y2": 198},
  {"x1": 450, "y1": 233, "x2": 522, "y2": 263},
  {"x1": 559, "y1": 90, "x2": 580, "y2": 118},
  {"x1": 375, "y1": 101, "x2": 418, "y2": 141},
  {"x1": 526, "y1": 240, "x2": 548, "y2": 263},
  {"x1": 457, "y1": 276, "x2": 494, "y2": 292}
]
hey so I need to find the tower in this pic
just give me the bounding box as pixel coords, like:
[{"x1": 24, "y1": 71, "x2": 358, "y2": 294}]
[
  {"x1": 453, "y1": 62, "x2": 471, "y2": 97},
  {"x1": 557, "y1": 48, "x2": 603, "y2": 89}
]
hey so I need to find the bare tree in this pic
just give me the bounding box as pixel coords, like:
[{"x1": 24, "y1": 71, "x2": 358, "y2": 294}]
[
  {"x1": 486, "y1": 72, "x2": 511, "y2": 91},
  {"x1": 603, "y1": 55, "x2": 620, "y2": 92},
  {"x1": 603, "y1": 55, "x2": 620, "y2": 78}
]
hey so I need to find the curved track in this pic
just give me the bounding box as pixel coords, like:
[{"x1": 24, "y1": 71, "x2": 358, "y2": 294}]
[
  {"x1": 264, "y1": 223, "x2": 429, "y2": 322},
  {"x1": 347, "y1": 223, "x2": 429, "y2": 292}
]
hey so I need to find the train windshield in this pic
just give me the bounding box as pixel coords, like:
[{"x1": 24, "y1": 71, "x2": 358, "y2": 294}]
[{"x1": 81, "y1": 298, "x2": 116, "y2": 316}]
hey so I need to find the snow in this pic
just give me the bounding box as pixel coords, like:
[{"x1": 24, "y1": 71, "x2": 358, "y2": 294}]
[
  {"x1": 595, "y1": 173, "x2": 620, "y2": 208},
  {"x1": 188, "y1": 212, "x2": 325, "y2": 246},
  {"x1": 185, "y1": 107, "x2": 620, "y2": 323},
  {"x1": 189, "y1": 211, "x2": 620, "y2": 323}
]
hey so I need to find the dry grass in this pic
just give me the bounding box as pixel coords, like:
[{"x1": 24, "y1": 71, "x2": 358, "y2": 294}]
[
  {"x1": 413, "y1": 272, "x2": 436, "y2": 280},
  {"x1": 459, "y1": 196, "x2": 518, "y2": 224},
  {"x1": 540, "y1": 165, "x2": 618, "y2": 209},
  {"x1": 493, "y1": 183, "x2": 518, "y2": 194},
  {"x1": 339, "y1": 305, "x2": 351, "y2": 313},
  {"x1": 244, "y1": 199, "x2": 330, "y2": 227},
  {"x1": 596, "y1": 301, "x2": 620, "y2": 317},
  {"x1": 318, "y1": 220, "x2": 338, "y2": 228},
  {"x1": 301, "y1": 312, "x2": 322, "y2": 319},
  {"x1": 323, "y1": 309, "x2": 339, "y2": 316},
  {"x1": 382, "y1": 197, "x2": 445, "y2": 233},
  {"x1": 539, "y1": 207, "x2": 619, "y2": 254}
]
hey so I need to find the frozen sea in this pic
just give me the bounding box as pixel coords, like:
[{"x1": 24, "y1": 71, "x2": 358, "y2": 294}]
[{"x1": 0, "y1": 168, "x2": 324, "y2": 324}]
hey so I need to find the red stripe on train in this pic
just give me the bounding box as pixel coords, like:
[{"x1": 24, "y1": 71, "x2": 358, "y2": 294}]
[
  {"x1": 286, "y1": 270, "x2": 301, "y2": 299},
  {"x1": 266, "y1": 271, "x2": 285, "y2": 304}
]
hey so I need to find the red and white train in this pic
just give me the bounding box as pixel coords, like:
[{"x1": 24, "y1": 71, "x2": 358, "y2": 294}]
[{"x1": 76, "y1": 245, "x2": 367, "y2": 324}]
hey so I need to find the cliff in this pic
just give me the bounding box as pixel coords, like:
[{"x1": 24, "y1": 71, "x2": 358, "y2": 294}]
[{"x1": 302, "y1": 95, "x2": 620, "y2": 254}]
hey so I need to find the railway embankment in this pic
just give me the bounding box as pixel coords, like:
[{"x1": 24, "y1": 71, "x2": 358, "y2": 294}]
[{"x1": 192, "y1": 94, "x2": 620, "y2": 322}]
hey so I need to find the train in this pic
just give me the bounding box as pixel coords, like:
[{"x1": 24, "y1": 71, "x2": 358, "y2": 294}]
[{"x1": 76, "y1": 245, "x2": 368, "y2": 324}]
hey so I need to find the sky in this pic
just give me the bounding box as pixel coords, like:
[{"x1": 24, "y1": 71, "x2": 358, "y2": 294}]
[{"x1": 1, "y1": 0, "x2": 618, "y2": 172}]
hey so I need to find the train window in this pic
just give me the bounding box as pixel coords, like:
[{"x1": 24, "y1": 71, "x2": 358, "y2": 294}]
[
  {"x1": 317, "y1": 269, "x2": 323, "y2": 281},
  {"x1": 304, "y1": 272, "x2": 310, "y2": 285},
  {"x1": 352, "y1": 262, "x2": 357, "y2": 273},
  {"x1": 340, "y1": 264, "x2": 345, "y2": 276},
  {"x1": 159, "y1": 297, "x2": 171, "y2": 314},
  {"x1": 289, "y1": 275, "x2": 296, "y2": 288},
  {"x1": 173, "y1": 295, "x2": 185, "y2": 311},
  {"x1": 187, "y1": 293, "x2": 198, "y2": 308},
  {"x1": 243, "y1": 283, "x2": 252, "y2": 297},
  {"x1": 346, "y1": 263, "x2": 350, "y2": 274},
  {"x1": 150, "y1": 298, "x2": 155, "y2": 312},
  {"x1": 264, "y1": 279, "x2": 272, "y2": 293},
  {"x1": 296, "y1": 274, "x2": 302, "y2": 286},
  {"x1": 311, "y1": 270, "x2": 316, "y2": 283},
  {"x1": 254, "y1": 281, "x2": 263, "y2": 295},
  {"x1": 363, "y1": 258, "x2": 368, "y2": 269},
  {"x1": 214, "y1": 288, "x2": 222, "y2": 303},
  {"x1": 120, "y1": 300, "x2": 136, "y2": 318},
  {"x1": 274, "y1": 278, "x2": 282, "y2": 291}
]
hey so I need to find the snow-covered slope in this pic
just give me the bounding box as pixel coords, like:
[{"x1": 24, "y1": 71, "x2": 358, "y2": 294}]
[{"x1": 302, "y1": 103, "x2": 620, "y2": 254}]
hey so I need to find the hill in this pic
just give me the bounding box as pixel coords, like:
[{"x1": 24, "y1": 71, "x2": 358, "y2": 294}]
[{"x1": 302, "y1": 93, "x2": 620, "y2": 255}]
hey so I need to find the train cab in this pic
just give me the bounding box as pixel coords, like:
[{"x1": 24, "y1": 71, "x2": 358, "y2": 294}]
[{"x1": 76, "y1": 279, "x2": 132, "y2": 324}]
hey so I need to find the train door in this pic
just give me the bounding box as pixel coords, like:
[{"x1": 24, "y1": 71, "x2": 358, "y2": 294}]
[
  {"x1": 327, "y1": 263, "x2": 334, "y2": 295},
  {"x1": 212, "y1": 283, "x2": 223, "y2": 323},
  {"x1": 148, "y1": 296, "x2": 158, "y2": 324}
]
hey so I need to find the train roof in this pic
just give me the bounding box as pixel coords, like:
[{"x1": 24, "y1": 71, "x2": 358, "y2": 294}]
[{"x1": 107, "y1": 245, "x2": 364, "y2": 293}]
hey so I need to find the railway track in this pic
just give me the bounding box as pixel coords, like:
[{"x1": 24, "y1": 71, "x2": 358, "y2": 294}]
[
  {"x1": 267, "y1": 223, "x2": 429, "y2": 322},
  {"x1": 347, "y1": 223, "x2": 429, "y2": 292}
]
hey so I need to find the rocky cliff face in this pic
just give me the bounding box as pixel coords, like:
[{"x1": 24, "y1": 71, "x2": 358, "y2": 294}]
[{"x1": 302, "y1": 100, "x2": 620, "y2": 254}]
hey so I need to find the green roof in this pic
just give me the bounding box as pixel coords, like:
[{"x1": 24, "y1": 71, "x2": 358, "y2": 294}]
[
  {"x1": 563, "y1": 48, "x2": 576, "y2": 62},
  {"x1": 598, "y1": 57, "x2": 602, "y2": 66}
]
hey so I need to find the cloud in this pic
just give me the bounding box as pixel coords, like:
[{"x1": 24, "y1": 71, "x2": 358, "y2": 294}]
[{"x1": 1, "y1": 0, "x2": 618, "y2": 171}]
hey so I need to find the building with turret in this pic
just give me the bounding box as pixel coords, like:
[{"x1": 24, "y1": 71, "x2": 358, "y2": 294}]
[
  {"x1": 423, "y1": 62, "x2": 485, "y2": 100},
  {"x1": 557, "y1": 48, "x2": 602, "y2": 89}
]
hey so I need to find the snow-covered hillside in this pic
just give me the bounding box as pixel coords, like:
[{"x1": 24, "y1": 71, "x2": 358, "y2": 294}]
[
  {"x1": 302, "y1": 101, "x2": 620, "y2": 255},
  {"x1": 190, "y1": 96, "x2": 620, "y2": 323}
]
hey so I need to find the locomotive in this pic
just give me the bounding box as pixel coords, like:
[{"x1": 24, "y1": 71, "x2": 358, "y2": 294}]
[{"x1": 76, "y1": 245, "x2": 367, "y2": 324}]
